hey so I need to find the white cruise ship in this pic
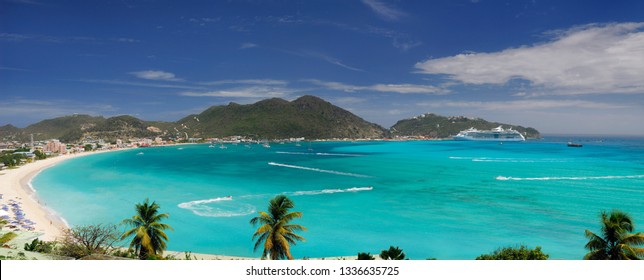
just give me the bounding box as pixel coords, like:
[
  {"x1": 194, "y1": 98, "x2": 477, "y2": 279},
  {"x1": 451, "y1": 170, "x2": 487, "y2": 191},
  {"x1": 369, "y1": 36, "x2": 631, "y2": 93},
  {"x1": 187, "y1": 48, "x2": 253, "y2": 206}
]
[{"x1": 453, "y1": 126, "x2": 526, "y2": 141}]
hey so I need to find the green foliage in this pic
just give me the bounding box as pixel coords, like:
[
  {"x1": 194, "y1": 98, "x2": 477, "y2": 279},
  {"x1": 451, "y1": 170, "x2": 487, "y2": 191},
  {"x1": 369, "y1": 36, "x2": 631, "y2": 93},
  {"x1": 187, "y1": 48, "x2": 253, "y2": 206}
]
[
  {"x1": 391, "y1": 113, "x2": 540, "y2": 138},
  {"x1": 83, "y1": 144, "x2": 93, "y2": 151},
  {"x1": 380, "y1": 246, "x2": 407, "y2": 260},
  {"x1": 178, "y1": 95, "x2": 387, "y2": 139},
  {"x1": 584, "y1": 210, "x2": 644, "y2": 260},
  {"x1": 476, "y1": 245, "x2": 549, "y2": 260},
  {"x1": 54, "y1": 224, "x2": 121, "y2": 259},
  {"x1": 24, "y1": 238, "x2": 56, "y2": 254},
  {"x1": 1, "y1": 153, "x2": 26, "y2": 167},
  {"x1": 110, "y1": 248, "x2": 137, "y2": 259},
  {"x1": 250, "y1": 195, "x2": 307, "y2": 260},
  {"x1": 0, "y1": 232, "x2": 18, "y2": 245},
  {"x1": 33, "y1": 149, "x2": 47, "y2": 160},
  {"x1": 120, "y1": 198, "x2": 173, "y2": 260},
  {"x1": 357, "y1": 252, "x2": 375, "y2": 260}
]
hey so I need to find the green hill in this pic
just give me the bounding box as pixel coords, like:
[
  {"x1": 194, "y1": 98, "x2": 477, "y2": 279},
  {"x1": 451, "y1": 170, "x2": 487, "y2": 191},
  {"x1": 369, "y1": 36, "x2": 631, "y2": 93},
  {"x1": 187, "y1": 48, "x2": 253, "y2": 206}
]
[
  {"x1": 391, "y1": 113, "x2": 540, "y2": 139},
  {"x1": 176, "y1": 95, "x2": 387, "y2": 139}
]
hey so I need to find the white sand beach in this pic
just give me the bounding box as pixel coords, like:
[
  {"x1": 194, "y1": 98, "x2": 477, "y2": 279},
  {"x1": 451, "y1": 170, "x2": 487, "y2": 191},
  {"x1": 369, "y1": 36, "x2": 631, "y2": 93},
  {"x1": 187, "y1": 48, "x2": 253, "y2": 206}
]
[{"x1": 0, "y1": 151, "x2": 116, "y2": 241}]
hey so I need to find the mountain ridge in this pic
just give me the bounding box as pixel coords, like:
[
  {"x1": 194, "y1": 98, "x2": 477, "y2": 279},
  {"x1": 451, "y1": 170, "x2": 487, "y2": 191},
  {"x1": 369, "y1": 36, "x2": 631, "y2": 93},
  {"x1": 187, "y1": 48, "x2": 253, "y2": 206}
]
[{"x1": 0, "y1": 96, "x2": 540, "y2": 142}]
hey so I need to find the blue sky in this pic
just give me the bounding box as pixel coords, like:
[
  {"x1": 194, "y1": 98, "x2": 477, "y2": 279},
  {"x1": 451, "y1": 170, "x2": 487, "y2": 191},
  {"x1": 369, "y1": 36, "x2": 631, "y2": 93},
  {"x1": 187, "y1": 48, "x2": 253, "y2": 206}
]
[{"x1": 1, "y1": 0, "x2": 643, "y2": 135}]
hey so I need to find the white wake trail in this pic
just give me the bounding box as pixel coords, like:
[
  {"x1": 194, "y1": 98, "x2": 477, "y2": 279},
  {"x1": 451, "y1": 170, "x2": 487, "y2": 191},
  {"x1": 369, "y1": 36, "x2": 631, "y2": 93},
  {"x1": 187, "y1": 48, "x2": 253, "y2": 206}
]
[{"x1": 268, "y1": 162, "x2": 372, "y2": 178}]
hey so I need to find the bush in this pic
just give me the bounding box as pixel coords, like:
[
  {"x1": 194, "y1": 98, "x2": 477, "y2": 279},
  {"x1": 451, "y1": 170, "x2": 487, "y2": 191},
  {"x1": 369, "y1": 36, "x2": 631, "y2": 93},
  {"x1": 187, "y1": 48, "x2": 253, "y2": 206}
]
[
  {"x1": 476, "y1": 245, "x2": 549, "y2": 260},
  {"x1": 24, "y1": 238, "x2": 56, "y2": 254},
  {"x1": 0, "y1": 232, "x2": 18, "y2": 245},
  {"x1": 380, "y1": 246, "x2": 407, "y2": 260},
  {"x1": 357, "y1": 252, "x2": 375, "y2": 260}
]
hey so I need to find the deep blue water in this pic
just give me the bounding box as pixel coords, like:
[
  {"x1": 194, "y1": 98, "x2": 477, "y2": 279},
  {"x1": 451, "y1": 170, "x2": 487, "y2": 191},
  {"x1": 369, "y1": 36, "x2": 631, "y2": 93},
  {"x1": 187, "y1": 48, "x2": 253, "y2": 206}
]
[{"x1": 33, "y1": 137, "x2": 644, "y2": 259}]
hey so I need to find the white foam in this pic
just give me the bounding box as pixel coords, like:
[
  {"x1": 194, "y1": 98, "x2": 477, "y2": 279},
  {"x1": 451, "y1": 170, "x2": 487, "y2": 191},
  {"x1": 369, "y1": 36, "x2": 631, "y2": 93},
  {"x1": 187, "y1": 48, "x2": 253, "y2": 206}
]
[
  {"x1": 268, "y1": 162, "x2": 372, "y2": 178},
  {"x1": 286, "y1": 186, "x2": 373, "y2": 196},
  {"x1": 450, "y1": 156, "x2": 569, "y2": 163},
  {"x1": 496, "y1": 174, "x2": 644, "y2": 181},
  {"x1": 276, "y1": 151, "x2": 362, "y2": 157},
  {"x1": 177, "y1": 196, "x2": 256, "y2": 217}
]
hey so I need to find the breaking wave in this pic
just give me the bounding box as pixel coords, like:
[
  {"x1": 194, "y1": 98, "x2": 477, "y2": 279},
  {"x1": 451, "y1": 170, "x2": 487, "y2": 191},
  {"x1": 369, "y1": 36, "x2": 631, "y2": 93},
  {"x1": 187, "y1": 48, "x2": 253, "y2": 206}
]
[
  {"x1": 286, "y1": 186, "x2": 373, "y2": 196},
  {"x1": 496, "y1": 174, "x2": 644, "y2": 181},
  {"x1": 177, "y1": 196, "x2": 256, "y2": 217},
  {"x1": 268, "y1": 162, "x2": 372, "y2": 178}
]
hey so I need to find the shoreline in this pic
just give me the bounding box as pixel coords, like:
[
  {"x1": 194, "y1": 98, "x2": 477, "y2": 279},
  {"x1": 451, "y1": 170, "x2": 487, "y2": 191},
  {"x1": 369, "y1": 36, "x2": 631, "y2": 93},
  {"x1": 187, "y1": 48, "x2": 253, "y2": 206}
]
[
  {"x1": 1, "y1": 149, "x2": 121, "y2": 241},
  {"x1": 1, "y1": 146, "x2": 346, "y2": 260}
]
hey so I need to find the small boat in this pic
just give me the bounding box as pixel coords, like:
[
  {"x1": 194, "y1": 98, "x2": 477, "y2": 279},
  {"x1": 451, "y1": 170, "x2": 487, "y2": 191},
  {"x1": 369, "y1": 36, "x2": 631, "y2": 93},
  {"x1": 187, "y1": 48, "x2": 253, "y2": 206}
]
[{"x1": 567, "y1": 142, "x2": 583, "y2": 147}]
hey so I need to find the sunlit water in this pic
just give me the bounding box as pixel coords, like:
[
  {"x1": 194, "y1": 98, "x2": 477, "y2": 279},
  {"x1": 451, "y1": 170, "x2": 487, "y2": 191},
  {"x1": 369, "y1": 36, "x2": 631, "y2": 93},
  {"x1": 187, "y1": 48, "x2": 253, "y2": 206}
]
[{"x1": 33, "y1": 137, "x2": 644, "y2": 259}]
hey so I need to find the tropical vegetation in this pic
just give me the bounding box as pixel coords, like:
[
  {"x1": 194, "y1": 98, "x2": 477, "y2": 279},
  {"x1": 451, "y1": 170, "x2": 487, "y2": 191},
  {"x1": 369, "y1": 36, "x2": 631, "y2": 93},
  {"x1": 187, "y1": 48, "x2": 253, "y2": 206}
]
[
  {"x1": 475, "y1": 245, "x2": 549, "y2": 260},
  {"x1": 120, "y1": 198, "x2": 173, "y2": 260},
  {"x1": 584, "y1": 209, "x2": 644, "y2": 260},
  {"x1": 357, "y1": 252, "x2": 376, "y2": 260},
  {"x1": 250, "y1": 195, "x2": 307, "y2": 260},
  {"x1": 55, "y1": 224, "x2": 120, "y2": 259},
  {"x1": 380, "y1": 246, "x2": 407, "y2": 260}
]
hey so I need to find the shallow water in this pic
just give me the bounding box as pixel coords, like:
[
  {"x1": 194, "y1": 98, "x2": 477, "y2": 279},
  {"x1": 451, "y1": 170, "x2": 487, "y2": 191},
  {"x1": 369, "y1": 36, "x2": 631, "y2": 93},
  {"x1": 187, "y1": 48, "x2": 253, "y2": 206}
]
[{"x1": 33, "y1": 137, "x2": 644, "y2": 259}]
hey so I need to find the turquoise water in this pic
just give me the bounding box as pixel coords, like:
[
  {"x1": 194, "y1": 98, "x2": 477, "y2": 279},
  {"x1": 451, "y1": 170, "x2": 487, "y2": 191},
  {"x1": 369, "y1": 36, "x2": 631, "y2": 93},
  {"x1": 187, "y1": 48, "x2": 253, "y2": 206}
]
[{"x1": 33, "y1": 137, "x2": 644, "y2": 259}]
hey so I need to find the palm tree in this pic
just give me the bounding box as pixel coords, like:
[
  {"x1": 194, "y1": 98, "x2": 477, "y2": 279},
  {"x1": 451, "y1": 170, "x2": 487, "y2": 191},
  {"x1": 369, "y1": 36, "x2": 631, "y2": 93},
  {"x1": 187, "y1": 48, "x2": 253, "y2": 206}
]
[
  {"x1": 250, "y1": 195, "x2": 306, "y2": 260},
  {"x1": 380, "y1": 246, "x2": 407, "y2": 260},
  {"x1": 120, "y1": 198, "x2": 173, "y2": 260},
  {"x1": 584, "y1": 209, "x2": 644, "y2": 260}
]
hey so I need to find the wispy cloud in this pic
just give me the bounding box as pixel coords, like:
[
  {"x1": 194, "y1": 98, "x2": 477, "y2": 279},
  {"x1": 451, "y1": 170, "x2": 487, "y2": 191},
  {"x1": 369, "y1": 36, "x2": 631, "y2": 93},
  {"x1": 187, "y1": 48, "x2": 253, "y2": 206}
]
[
  {"x1": 180, "y1": 86, "x2": 298, "y2": 99},
  {"x1": 199, "y1": 79, "x2": 287, "y2": 86},
  {"x1": 293, "y1": 50, "x2": 365, "y2": 72},
  {"x1": 415, "y1": 22, "x2": 644, "y2": 95},
  {"x1": 129, "y1": 70, "x2": 183, "y2": 81},
  {"x1": 0, "y1": 32, "x2": 140, "y2": 44},
  {"x1": 240, "y1": 42, "x2": 258, "y2": 49},
  {"x1": 305, "y1": 79, "x2": 448, "y2": 94},
  {"x1": 78, "y1": 79, "x2": 203, "y2": 90},
  {"x1": 362, "y1": 0, "x2": 407, "y2": 21},
  {"x1": 416, "y1": 99, "x2": 630, "y2": 111},
  {"x1": 0, "y1": 99, "x2": 117, "y2": 125},
  {"x1": 0, "y1": 66, "x2": 29, "y2": 72}
]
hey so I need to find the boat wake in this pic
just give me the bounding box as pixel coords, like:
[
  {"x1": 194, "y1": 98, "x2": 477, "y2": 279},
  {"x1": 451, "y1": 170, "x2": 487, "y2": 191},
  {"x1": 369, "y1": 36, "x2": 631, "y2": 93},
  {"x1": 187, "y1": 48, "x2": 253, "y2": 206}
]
[
  {"x1": 450, "y1": 156, "x2": 569, "y2": 163},
  {"x1": 286, "y1": 186, "x2": 373, "y2": 196},
  {"x1": 268, "y1": 162, "x2": 372, "y2": 178},
  {"x1": 177, "y1": 196, "x2": 256, "y2": 217},
  {"x1": 496, "y1": 174, "x2": 644, "y2": 181},
  {"x1": 276, "y1": 151, "x2": 363, "y2": 157}
]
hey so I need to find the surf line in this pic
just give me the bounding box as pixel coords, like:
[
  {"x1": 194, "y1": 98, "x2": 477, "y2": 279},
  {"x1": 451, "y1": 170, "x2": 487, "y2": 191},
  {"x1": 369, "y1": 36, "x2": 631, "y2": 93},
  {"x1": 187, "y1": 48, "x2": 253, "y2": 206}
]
[
  {"x1": 496, "y1": 174, "x2": 644, "y2": 181},
  {"x1": 268, "y1": 162, "x2": 373, "y2": 178}
]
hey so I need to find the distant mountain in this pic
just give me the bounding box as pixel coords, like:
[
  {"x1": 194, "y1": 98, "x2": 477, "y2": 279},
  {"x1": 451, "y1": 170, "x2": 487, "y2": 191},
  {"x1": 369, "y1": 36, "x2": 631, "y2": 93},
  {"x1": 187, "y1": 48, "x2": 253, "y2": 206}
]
[
  {"x1": 0, "y1": 97, "x2": 540, "y2": 143},
  {"x1": 391, "y1": 113, "x2": 540, "y2": 139},
  {"x1": 0, "y1": 96, "x2": 388, "y2": 142},
  {"x1": 0, "y1": 115, "x2": 168, "y2": 143},
  {"x1": 177, "y1": 95, "x2": 388, "y2": 139}
]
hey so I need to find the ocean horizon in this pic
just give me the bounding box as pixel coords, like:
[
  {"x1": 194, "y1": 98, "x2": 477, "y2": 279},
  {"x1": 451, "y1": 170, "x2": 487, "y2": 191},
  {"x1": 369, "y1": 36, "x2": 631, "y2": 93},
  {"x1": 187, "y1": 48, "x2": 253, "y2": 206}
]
[{"x1": 32, "y1": 136, "x2": 644, "y2": 259}]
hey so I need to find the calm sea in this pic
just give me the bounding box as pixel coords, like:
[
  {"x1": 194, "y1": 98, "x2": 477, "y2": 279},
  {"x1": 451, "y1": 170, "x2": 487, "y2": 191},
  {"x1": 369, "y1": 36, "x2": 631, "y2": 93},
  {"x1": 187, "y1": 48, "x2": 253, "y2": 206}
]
[{"x1": 33, "y1": 136, "x2": 644, "y2": 259}]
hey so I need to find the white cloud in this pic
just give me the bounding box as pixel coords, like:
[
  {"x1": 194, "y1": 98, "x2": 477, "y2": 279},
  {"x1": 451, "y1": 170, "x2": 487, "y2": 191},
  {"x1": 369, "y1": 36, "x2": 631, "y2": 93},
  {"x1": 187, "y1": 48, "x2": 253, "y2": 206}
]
[
  {"x1": 416, "y1": 99, "x2": 630, "y2": 111},
  {"x1": 130, "y1": 70, "x2": 182, "y2": 81},
  {"x1": 180, "y1": 86, "x2": 296, "y2": 98},
  {"x1": 79, "y1": 79, "x2": 203, "y2": 90},
  {"x1": 0, "y1": 99, "x2": 117, "y2": 125},
  {"x1": 199, "y1": 79, "x2": 287, "y2": 86},
  {"x1": 305, "y1": 79, "x2": 448, "y2": 94},
  {"x1": 415, "y1": 22, "x2": 644, "y2": 95},
  {"x1": 362, "y1": 0, "x2": 407, "y2": 21},
  {"x1": 240, "y1": 43, "x2": 258, "y2": 49}
]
